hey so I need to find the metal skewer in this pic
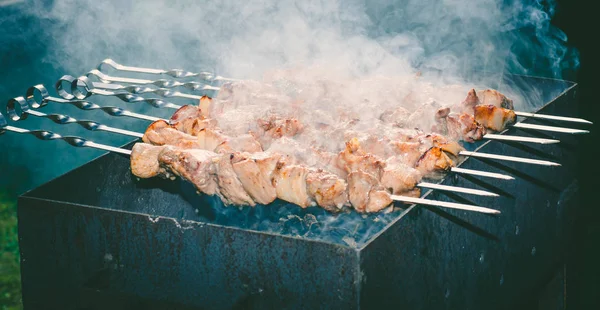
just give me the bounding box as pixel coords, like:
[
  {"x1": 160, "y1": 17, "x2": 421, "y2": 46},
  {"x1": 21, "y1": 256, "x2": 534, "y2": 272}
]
[
  {"x1": 390, "y1": 195, "x2": 500, "y2": 214},
  {"x1": 459, "y1": 151, "x2": 561, "y2": 166},
  {"x1": 512, "y1": 122, "x2": 590, "y2": 135},
  {"x1": 7, "y1": 97, "x2": 143, "y2": 138},
  {"x1": 53, "y1": 76, "x2": 563, "y2": 173},
  {"x1": 515, "y1": 111, "x2": 593, "y2": 125},
  {"x1": 0, "y1": 114, "x2": 499, "y2": 214},
  {"x1": 482, "y1": 134, "x2": 559, "y2": 144},
  {"x1": 97, "y1": 58, "x2": 238, "y2": 83},
  {"x1": 11, "y1": 93, "x2": 500, "y2": 197},
  {"x1": 56, "y1": 76, "x2": 182, "y2": 109},
  {"x1": 73, "y1": 78, "x2": 565, "y2": 145},
  {"x1": 95, "y1": 59, "x2": 592, "y2": 126},
  {"x1": 25, "y1": 84, "x2": 162, "y2": 122}
]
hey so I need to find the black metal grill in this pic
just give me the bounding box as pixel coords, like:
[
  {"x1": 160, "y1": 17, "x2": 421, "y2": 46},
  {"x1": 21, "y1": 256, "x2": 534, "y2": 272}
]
[{"x1": 17, "y1": 74, "x2": 582, "y2": 309}]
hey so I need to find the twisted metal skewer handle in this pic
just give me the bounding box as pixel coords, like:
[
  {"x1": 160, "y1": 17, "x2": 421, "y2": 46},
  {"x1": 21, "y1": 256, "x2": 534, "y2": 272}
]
[
  {"x1": 56, "y1": 75, "x2": 182, "y2": 109},
  {"x1": 6, "y1": 97, "x2": 143, "y2": 138},
  {"x1": 28, "y1": 84, "x2": 162, "y2": 122},
  {"x1": 86, "y1": 70, "x2": 222, "y2": 91},
  {"x1": 74, "y1": 76, "x2": 211, "y2": 101},
  {"x1": 0, "y1": 111, "x2": 131, "y2": 155},
  {"x1": 97, "y1": 58, "x2": 237, "y2": 82}
]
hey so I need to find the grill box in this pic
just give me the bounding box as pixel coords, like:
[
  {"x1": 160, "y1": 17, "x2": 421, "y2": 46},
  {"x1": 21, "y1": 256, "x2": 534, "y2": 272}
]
[{"x1": 18, "y1": 74, "x2": 581, "y2": 309}]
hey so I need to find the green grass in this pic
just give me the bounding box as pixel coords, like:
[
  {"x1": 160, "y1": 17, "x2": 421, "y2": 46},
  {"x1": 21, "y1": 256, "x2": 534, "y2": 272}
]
[{"x1": 0, "y1": 191, "x2": 22, "y2": 310}]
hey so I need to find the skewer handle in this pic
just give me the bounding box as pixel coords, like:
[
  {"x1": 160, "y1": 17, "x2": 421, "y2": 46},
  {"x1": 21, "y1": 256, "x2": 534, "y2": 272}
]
[
  {"x1": 97, "y1": 58, "x2": 237, "y2": 82},
  {"x1": 0, "y1": 113, "x2": 131, "y2": 155},
  {"x1": 27, "y1": 84, "x2": 164, "y2": 122},
  {"x1": 57, "y1": 75, "x2": 182, "y2": 109},
  {"x1": 7, "y1": 97, "x2": 143, "y2": 138}
]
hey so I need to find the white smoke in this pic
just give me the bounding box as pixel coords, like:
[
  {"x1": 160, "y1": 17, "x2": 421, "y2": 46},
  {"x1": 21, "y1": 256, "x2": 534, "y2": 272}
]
[{"x1": 31, "y1": 0, "x2": 576, "y2": 81}]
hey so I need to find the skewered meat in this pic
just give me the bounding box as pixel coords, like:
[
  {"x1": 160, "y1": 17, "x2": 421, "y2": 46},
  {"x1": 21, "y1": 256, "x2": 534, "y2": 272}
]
[
  {"x1": 230, "y1": 152, "x2": 279, "y2": 205},
  {"x1": 144, "y1": 120, "x2": 262, "y2": 153},
  {"x1": 214, "y1": 155, "x2": 256, "y2": 206},
  {"x1": 443, "y1": 113, "x2": 487, "y2": 143},
  {"x1": 306, "y1": 170, "x2": 348, "y2": 211},
  {"x1": 272, "y1": 161, "x2": 313, "y2": 208},
  {"x1": 159, "y1": 148, "x2": 220, "y2": 196},
  {"x1": 474, "y1": 105, "x2": 517, "y2": 132},
  {"x1": 131, "y1": 142, "x2": 349, "y2": 211},
  {"x1": 452, "y1": 89, "x2": 516, "y2": 132},
  {"x1": 347, "y1": 171, "x2": 392, "y2": 213},
  {"x1": 130, "y1": 143, "x2": 169, "y2": 179},
  {"x1": 477, "y1": 89, "x2": 514, "y2": 110},
  {"x1": 143, "y1": 120, "x2": 204, "y2": 149}
]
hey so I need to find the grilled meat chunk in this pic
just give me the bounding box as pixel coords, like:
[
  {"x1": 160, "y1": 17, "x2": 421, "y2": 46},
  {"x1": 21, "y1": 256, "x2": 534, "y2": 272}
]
[
  {"x1": 306, "y1": 169, "x2": 348, "y2": 211},
  {"x1": 477, "y1": 89, "x2": 514, "y2": 110},
  {"x1": 231, "y1": 152, "x2": 279, "y2": 205},
  {"x1": 272, "y1": 162, "x2": 313, "y2": 208},
  {"x1": 347, "y1": 171, "x2": 392, "y2": 213},
  {"x1": 445, "y1": 113, "x2": 487, "y2": 142},
  {"x1": 143, "y1": 120, "x2": 205, "y2": 149},
  {"x1": 158, "y1": 148, "x2": 220, "y2": 196},
  {"x1": 336, "y1": 137, "x2": 385, "y2": 178},
  {"x1": 474, "y1": 104, "x2": 517, "y2": 132},
  {"x1": 415, "y1": 147, "x2": 455, "y2": 177},
  {"x1": 130, "y1": 143, "x2": 168, "y2": 179},
  {"x1": 380, "y1": 160, "x2": 422, "y2": 197},
  {"x1": 215, "y1": 155, "x2": 256, "y2": 206}
]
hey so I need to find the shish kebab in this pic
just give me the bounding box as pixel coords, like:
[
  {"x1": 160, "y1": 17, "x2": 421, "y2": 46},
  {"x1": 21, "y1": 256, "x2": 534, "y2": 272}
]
[
  {"x1": 14, "y1": 80, "x2": 573, "y2": 213},
  {"x1": 76, "y1": 72, "x2": 583, "y2": 142},
  {"x1": 6, "y1": 95, "x2": 500, "y2": 199},
  {"x1": 44, "y1": 79, "x2": 555, "y2": 171},
  {"x1": 76, "y1": 72, "x2": 589, "y2": 146},
  {"x1": 93, "y1": 58, "x2": 593, "y2": 126},
  {"x1": 0, "y1": 111, "x2": 500, "y2": 215}
]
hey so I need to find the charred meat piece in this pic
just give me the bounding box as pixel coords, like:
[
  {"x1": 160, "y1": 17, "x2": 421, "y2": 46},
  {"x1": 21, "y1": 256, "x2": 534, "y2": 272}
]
[
  {"x1": 130, "y1": 143, "x2": 169, "y2": 179},
  {"x1": 474, "y1": 105, "x2": 517, "y2": 132},
  {"x1": 477, "y1": 89, "x2": 514, "y2": 110},
  {"x1": 143, "y1": 120, "x2": 205, "y2": 149},
  {"x1": 460, "y1": 88, "x2": 480, "y2": 113},
  {"x1": 336, "y1": 137, "x2": 385, "y2": 178},
  {"x1": 215, "y1": 155, "x2": 256, "y2": 206},
  {"x1": 215, "y1": 134, "x2": 263, "y2": 154},
  {"x1": 380, "y1": 161, "x2": 422, "y2": 197},
  {"x1": 231, "y1": 152, "x2": 279, "y2": 205},
  {"x1": 272, "y1": 163, "x2": 313, "y2": 208},
  {"x1": 347, "y1": 171, "x2": 392, "y2": 213},
  {"x1": 256, "y1": 115, "x2": 304, "y2": 143},
  {"x1": 198, "y1": 95, "x2": 212, "y2": 117},
  {"x1": 415, "y1": 147, "x2": 455, "y2": 177},
  {"x1": 306, "y1": 169, "x2": 348, "y2": 211},
  {"x1": 412, "y1": 133, "x2": 464, "y2": 157},
  {"x1": 170, "y1": 105, "x2": 203, "y2": 122},
  {"x1": 195, "y1": 128, "x2": 229, "y2": 152},
  {"x1": 158, "y1": 148, "x2": 220, "y2": 196},
  {"x1": 445, "y1": 113, "x2": 487, "y2": 143}
]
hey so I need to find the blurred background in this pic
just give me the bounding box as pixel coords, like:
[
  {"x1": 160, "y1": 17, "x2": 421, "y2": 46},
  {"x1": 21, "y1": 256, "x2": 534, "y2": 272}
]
[{"x1": 0, "y1": 0, "x2": 596, "y2": 309}]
